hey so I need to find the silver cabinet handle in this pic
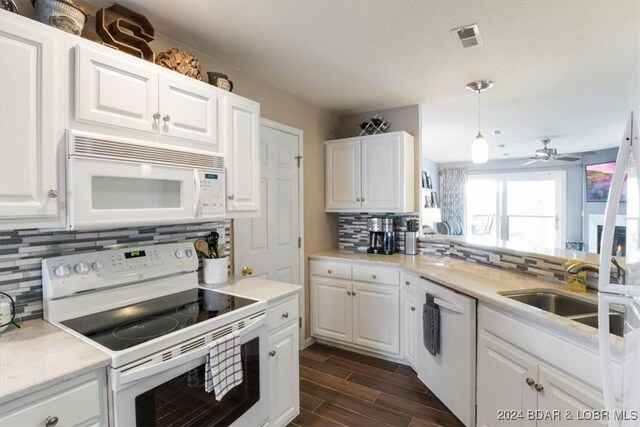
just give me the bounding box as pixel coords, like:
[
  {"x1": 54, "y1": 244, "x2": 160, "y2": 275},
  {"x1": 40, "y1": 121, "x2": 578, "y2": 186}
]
[
  {"x1": 282, "y1": 312, "x2": 289, "y2": 319},
  {"x1": 228, "y1": 194, "x2": 235, "y2": 200},
  {"x1": 410, "y1": 306, "x2": 416, "y2": 311},
  {"x1": 163, "y1": 115, "x2": 171, "y2": 122},
  {"x1": 405, "y1": 281, "x2": 411, "y2": 286},
  {"x1": 47, "y1": 189, "x2": 58, "y2": 198},
  {"x1": 269, "y1": 350, "x2": 276, "y2": 357},
  {"x1": 535, "y1": 383, "x2": 544, "y2": 392},
  {"x1": 45, "y1": 416, "x2": 59, "y2": 427},
  {"x1": 153, "y1": 113, "x2": 161, "y2": 120},
  {"x1": 372, "y1": 274, "x2": 377, "y2": 279},
  {"x1": 526, "y1": 378, "x2": 535, "y2": 386},
  {"x1": 327, "y1": 269, "x2": 332, "y2": 274}
]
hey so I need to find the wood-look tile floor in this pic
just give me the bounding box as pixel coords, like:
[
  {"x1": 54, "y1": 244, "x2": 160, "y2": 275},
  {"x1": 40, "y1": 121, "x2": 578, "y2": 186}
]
[{"x1": 288, "y1": 343, "x2": 464, "y2": 427}]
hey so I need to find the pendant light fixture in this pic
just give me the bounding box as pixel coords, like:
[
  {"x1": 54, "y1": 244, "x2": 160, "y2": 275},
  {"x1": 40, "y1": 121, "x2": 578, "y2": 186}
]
[{"x1": 466, "y1": 80, "x2": 493, "y2": 164}]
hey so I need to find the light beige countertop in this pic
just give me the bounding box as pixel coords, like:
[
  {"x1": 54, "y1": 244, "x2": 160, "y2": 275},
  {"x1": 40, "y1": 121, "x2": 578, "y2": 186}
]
[
  {"x1": 309, "y1": 250, "x2": 623, "y2": 353},
  {"x1": 200, "y1": 275, "x2": 301, "y2": 304},
  {"x1": 0, "y1": 320, "x2": 110, "y2": 404}
]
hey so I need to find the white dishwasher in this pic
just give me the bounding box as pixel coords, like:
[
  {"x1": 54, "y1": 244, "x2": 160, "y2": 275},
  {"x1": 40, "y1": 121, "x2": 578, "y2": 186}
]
[{"x1": 416, "y1": 278, "x2": 477, "y2": 427}]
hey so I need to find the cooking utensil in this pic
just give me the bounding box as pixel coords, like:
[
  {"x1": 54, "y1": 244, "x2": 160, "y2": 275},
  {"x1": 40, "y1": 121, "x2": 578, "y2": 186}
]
[
  {"x1": 194, "y1": 239, "x2": 210, "y2": 258},
  {"x1": 217, "y1": 244, "x2": 226, "y2": 258},
  {"x1": 205, "y1": 232, "x2": 220, "y2": 259}
]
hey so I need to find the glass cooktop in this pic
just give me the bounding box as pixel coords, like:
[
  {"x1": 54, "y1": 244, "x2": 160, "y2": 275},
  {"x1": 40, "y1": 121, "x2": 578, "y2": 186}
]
[{"x1": 60, "y1": 288, "x2": 257, "y2": 351}]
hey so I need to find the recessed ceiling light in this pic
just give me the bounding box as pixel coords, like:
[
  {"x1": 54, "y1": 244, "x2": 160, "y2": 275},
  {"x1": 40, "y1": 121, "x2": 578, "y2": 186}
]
[
  {"x1": 492, "y1": 130, "x2": 503, "y2": 136},
  {"x1": 503, "y1": 153, "x2": 510, "y2": 156},
  {"x1": 498, "y1": 144, "x2": 506, "y2": 148}
]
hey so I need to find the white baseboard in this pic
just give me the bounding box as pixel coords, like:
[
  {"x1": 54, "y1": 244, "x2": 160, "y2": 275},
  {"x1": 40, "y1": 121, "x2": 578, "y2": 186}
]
[{"x1": 303, "y1": 336, "x2": 316, "y2": 349}]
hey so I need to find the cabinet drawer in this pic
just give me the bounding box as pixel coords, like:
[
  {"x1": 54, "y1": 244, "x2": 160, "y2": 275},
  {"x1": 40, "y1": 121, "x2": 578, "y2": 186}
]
[
  {"x1": 268, "y1": 296, "x2": 299, "y2": 331},
  {"x1": 1, "y1": 376, "x2": 102, "y2": 426},
  {"x1": 400, "y1": 270, "x2": 418, "y2": 294},
  {"x1": 353, "y1": 264, "x2": 399, "y2": 286},
  {"x1": 310, "y1": 260, "x2": 351, "y2": 280}
]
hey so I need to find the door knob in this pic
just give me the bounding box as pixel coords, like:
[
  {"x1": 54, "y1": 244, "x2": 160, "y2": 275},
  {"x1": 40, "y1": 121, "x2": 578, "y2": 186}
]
[
  {"x1": 361, "y1": 197, "x2": 365, "y2": 202},
  {"x1": 347, "y1": 291, "x2": 352, "y2": 296},
  {"x1": 153, "y1": 113, "x2": 161, "y2": 120},
  {"x1": 356, "y1": 198, "x2": 361, "y2": 202},
  {"x1": 535, "y1": 384, "x2": 544, "y2": 392},
  {"x1": 228, "y1": 194, "x2": 235, "y2": 200},
  {"x1": 163, "y1": 115, "x2": 171, "y2": 122},
  {"x1": 44, "y1": 416, "x2": 59, "y2": 427},
  {"x1": 241, "y1": 266, "x2": 253, "y2": 276},
  {"x1": 525, "y1": 378, "x2": 535, "y2": 386},
  {"x1": 269, "y1": 350, "x2": 276, "y2": 357},
  {"x1": 282, "y1": 312, "x2": 289, "y2": 319},
  {"x1": 372, "y1": 274, "x2": 377, "y2": 279},
  {"x1": 410, "y1": 306, "x2": 416, "y2": 311},
  {"x1": 47, "y1": 189, "x2": 58, "y2": 198}
]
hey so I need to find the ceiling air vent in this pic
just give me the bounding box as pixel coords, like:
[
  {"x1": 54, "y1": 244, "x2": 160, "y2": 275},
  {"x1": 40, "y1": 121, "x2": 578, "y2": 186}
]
[{"x1": 451, "y1": 24, "x2": 482, "y2": 49}]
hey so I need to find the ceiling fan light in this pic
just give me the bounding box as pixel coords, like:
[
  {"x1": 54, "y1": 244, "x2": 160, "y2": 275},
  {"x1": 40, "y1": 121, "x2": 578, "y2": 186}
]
[{"x1": 472, "y1": 132, "x2": 488, "y2": 164}]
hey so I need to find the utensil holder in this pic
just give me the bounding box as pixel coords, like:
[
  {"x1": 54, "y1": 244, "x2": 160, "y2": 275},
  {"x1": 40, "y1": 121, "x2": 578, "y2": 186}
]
[{"x1": 203, "y1": 257, "x2": 228, "y2": 284}]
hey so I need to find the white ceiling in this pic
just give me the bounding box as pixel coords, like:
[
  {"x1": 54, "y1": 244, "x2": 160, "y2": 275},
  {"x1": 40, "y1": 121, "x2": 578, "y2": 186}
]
[{"x1": 89, "y1": 0, "x2": 639, "y2": 163}]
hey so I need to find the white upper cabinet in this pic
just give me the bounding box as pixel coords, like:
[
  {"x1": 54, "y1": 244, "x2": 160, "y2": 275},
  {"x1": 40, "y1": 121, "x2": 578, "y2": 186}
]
[
  {"x1": 0, "y1": 12, "x2": 64, "y2": 230},
  {"x1": 158, "y1": 73, "x2": 220, "y2": 151},
  {"x1": 325, "y1": 131, "x2": 414, "y2": 213},
  {"x1": 325, "y1": 138, "x2": 361, "y2": 210},
  {"x1": 75, "y1": 44, "x2": 159, "y2": 135},
  {"x1": 74, "y1": 43, "x2": 222, "y2": 152},
  {"x1": 223, "y1": 93, "x2": 260, "y2": 215}
]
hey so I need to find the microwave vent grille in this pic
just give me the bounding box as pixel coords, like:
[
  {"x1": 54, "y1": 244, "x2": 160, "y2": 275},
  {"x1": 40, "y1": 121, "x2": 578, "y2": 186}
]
[{"x1": 72, "y1": 135, "x2": 224, "y2": 170}]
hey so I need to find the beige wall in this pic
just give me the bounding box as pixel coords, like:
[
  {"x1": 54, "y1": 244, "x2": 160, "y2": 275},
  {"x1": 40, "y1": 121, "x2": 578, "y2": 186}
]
[
  {"x1": 338, "y1": 104, "x2": 421, "y2": 212},
  {"x1": 15, "y1": 1, "x2": 339, "y2": 340}
]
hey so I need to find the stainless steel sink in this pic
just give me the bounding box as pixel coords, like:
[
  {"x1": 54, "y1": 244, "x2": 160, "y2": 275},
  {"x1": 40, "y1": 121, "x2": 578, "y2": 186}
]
[
  {"x1": 503, "y1": 291, "x2": 597, "y2": 316},
  {"x1": 570, "y1": 312, "x2": 625, "y2": 338},
  {"x1": 501, "y1": 290, "x2": 625, "y2": 337}
]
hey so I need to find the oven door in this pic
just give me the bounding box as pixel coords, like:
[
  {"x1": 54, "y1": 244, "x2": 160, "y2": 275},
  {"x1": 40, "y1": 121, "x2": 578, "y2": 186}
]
[{"x1": 111, "y1": 316, "x2": 268, "y2": 427}]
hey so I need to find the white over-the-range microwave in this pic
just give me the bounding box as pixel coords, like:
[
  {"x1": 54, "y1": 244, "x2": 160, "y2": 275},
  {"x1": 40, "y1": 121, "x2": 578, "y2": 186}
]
[{"x1": 66, "y1": 130, "x2": 226, "y2": 230}]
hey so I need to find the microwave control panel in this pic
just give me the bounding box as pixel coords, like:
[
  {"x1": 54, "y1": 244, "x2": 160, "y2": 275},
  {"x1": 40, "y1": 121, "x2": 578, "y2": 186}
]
[{"x1": 198, "y1": 170, "x2": 225, "y2": 218}]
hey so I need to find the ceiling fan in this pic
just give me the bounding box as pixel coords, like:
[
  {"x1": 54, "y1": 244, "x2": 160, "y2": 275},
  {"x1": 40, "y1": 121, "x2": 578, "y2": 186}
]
[{"x1": 521, "y1": 139, "x2": 594, "y2": 166}]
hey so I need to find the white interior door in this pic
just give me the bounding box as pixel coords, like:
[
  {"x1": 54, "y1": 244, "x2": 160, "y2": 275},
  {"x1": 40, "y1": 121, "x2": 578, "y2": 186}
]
[{"x1": 234, "y1": 120, "x2": 301, "y2": 282}]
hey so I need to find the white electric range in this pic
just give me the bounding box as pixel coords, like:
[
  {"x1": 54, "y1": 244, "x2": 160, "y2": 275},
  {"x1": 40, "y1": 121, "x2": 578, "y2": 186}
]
[{"x1": 42, "y1": 241, "x2": 268, "y2": 427}]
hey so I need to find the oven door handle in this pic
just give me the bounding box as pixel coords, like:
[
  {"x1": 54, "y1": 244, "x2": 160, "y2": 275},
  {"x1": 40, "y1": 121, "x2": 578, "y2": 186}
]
[
  {"x1": 112, "y1": 313, "x2": 267, "y2": 391},
  {"x1": 113, "y1": 345, "x2": 210, "y2": 390}
]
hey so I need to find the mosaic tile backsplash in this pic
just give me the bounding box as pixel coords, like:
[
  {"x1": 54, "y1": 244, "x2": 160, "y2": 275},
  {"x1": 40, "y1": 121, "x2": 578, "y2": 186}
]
[
  {"x1": 0, "y1": 221, "x2": 230, "y2": 322},
  {"x1": 337, "y1": 214, "x2": 594, "y2": 286}
]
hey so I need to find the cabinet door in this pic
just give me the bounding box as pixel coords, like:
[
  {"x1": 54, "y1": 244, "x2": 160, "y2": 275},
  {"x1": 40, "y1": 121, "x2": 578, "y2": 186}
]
[
  {"x1": 477, "y1": 332, "x2": 538, "y2": 427},
  {"x1": 361, "y1": 134, "x2": 402, "y2": 211},
  {"x1": 352, "y1": 281, "x2": 400, "y2": 354},
  {"x1": 158, "y1": 73, "x2": 220, "y2": 151},
  {"x1": 75, "y1": 45, "x2": 158, "y2": 134},
  {"x1": 400, "y1": 291, "x2": 417, "y2": 368},
  {"x1": 325, "y1": 139, "x2": 361, "y2": 211},
  {"x1": 268, "y1": 322, "x2": 300, "y2": 427},
  {"x1": 311, "y1": 277, "x2": 352, "y2": 342},
  {"x1": 223, "y1": 94, "x2": 261, "y2": 214},
  {"x1": 537, "y1": 365, "x2": 607, "y2": 426},
  {"x1": 0, "y1": 15, "x2": 63, "y2": 228}
]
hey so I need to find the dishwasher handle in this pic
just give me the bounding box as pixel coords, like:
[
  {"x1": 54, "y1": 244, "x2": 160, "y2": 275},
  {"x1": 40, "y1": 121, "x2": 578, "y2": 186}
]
[{"x1": 434, "y1": 297, "x2": 466, "y2": 314}]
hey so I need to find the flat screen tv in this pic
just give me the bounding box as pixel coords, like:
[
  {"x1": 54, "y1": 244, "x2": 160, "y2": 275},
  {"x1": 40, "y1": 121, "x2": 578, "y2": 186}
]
[{"x1": 585, "y1": 161, "x2": 627, "y2": 202}]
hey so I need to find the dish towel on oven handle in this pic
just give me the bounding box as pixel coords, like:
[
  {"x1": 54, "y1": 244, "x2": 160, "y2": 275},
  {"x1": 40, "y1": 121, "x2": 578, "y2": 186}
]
[
  {"x1": 205, "y1": 330, "x2": 243, "y2": 400},
  {"x1": 423, "y1": 292, "x2": 440, "y2": 356}
]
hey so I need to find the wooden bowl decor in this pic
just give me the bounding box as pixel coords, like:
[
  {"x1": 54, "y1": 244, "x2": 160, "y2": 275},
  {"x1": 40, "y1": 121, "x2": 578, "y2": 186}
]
[
  {"x1": 32, "y1": 0, "x2": 87, "y2": 35},
  {"x1": 156, "y1": 48, "x2": 204, "y2": 81},
  {"x1": 95, "y1": 2, "x2": 155, "y2": 62}
]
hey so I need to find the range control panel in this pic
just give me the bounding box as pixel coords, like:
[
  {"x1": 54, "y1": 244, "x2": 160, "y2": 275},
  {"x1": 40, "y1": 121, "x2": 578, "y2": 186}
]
[
  {"x1": 197, "y1": 170, "x2": 225, "y2": 218},
  {"x1": 42, "y1": 242, "x2": 199, "y2": 300}
]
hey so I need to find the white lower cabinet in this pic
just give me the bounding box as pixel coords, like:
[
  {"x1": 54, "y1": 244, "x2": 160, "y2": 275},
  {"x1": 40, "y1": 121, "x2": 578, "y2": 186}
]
[
  {"x1": 0, "y1": 369, "x2": 108, "y2": 427},
  {"x1": 310, "y1": 260, "x2": 400, "y2": 356},
  {"x1": 400, "y1": 291, "x2": 417, "y2": 368},
  {"x1": 477, "y1": 311, "x2": 608, "y2": 427},
  {"x1": 267, "y1": 295, "x2": 300, "y2": 427}
]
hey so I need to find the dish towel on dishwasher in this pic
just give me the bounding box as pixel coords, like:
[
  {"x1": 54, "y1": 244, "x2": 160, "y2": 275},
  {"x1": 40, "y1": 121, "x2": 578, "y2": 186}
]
[
  {"x1": 423, "y1": 293, "x2": 440, "y2": 356},
  {"x1": 205, "y1": 330, "x2": 243, "y2": 400}
]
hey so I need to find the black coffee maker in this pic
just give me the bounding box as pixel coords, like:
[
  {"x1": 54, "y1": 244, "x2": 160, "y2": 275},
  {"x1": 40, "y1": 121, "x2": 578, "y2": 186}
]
[{"x1": 367, "y1": 217, "x2": 395, "y2": 254}]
